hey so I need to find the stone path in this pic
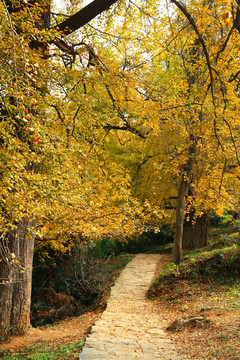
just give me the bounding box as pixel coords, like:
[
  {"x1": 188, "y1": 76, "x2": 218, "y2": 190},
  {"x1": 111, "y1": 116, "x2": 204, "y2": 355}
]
[{"x1": 79, "y1": 254, "x2": 181, "y2": 360}]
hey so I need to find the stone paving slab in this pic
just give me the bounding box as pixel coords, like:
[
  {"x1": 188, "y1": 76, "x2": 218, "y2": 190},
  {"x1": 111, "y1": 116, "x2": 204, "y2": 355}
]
[{"x1": 79, "y1": 254, "x2": 181, "y2": 360}]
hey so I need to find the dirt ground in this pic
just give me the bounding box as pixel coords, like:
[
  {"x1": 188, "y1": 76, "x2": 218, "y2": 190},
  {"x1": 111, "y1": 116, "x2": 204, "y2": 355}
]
[
  {"x1": 154, "y1": 255, "x2": 240, "y2": 360},
  {"x1": 0, "y1": 254, "x2": 239, "y2": 359},
  {"x1": 0, "y1": 311, "x2": 101, "y2": 353}
]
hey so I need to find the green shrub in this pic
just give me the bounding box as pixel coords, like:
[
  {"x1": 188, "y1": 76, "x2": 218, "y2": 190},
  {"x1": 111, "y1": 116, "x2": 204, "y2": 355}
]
[
  {"x1": 92, "y1": 238, "x2": 121, "y2": 258},
  {"x1": 148, "y1": 248, "x2": 240, "y2": 299},
  {"x1": 210, "y1": 212, "x2": 233, "y2": 228}
]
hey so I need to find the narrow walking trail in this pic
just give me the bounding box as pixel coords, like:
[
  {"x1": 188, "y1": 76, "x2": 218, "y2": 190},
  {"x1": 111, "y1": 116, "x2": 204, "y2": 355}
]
[{"x1": 80, "y1": 254, "x2": 181, "y2": 359}]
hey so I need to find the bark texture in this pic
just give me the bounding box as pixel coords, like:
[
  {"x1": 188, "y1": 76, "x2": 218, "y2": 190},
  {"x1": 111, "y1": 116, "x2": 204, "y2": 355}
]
[
  {"x1": 0, "y1": 220, "x2": 35, "y2": 340},
  {"x1": 0, "y1": 241, "x2": 15, "y2": 340},
  {"x1": 183, "y1": 213, "x2": 209, "y2": 250}
]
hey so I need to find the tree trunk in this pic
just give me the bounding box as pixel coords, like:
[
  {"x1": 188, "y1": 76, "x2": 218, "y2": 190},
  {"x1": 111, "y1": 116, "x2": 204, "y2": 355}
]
[
  {"x1": 173, "y1": 135, "x2": 196, "y2": 264},
  {"x1": 0, "y1": 220, "x2": 35, "y2": 340},
  {"x1": 183, "y1": 213, "x2": 209, "y2": 250},
  {"x1": 0, "y1": 242, "x2": 15, "y2": 340},
  {"x1": 173, "y1": 176, "x2": 188, "y2": 264},
  {"x1": 11, "y1": 219, "x2": 35, "y2": 334}
]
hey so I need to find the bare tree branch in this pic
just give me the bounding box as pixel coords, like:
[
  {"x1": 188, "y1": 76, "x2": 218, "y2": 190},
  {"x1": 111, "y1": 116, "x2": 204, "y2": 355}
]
[
  {"x1": 54, "y1": 0, "x2": 120, "y2": 37},
  {"x1": 171, "y1": 0, "x2": 213, "y2": 86}
]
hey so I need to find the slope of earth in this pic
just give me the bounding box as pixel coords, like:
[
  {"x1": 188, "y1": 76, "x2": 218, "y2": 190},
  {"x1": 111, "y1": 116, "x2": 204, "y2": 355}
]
[
  {"x1": 150, "y1": 252, "x2": 240, "y2": 360},
  {"x1": 0, "y1": 312, "x2": 99, "y2": 355}
]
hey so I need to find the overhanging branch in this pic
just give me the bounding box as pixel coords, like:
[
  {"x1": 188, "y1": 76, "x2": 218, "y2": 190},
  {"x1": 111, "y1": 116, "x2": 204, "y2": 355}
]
[{"x1": 54, "y1": 0, "x2": 120, "y2": 37}]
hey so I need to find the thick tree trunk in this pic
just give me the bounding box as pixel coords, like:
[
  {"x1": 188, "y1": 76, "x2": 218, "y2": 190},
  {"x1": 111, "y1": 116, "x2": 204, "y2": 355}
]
[
  {"x1": 11, "y1": 220, "x2": 35, "y2": 334},
  {"x1": 0, "y1": 220, "x2": 35, "y2": 340},
  {"x1": 183, "y1": 213, "x2": 209, "y2": 250},
  {"x1": 0, "y1": 242, "x2": 15, "y2": 340}
]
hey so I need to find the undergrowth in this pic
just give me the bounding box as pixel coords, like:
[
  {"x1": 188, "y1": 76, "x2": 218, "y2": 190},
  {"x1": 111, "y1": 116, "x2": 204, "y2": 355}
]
[
  {"x1": 148, "y1": 227, "x2": 240, "y2": 302},
  {"x1": 148, "y1": 224, "x2": 240, "y2": 359},
  {"x1": 31, "y1": 250, "x2": 134, "y2": 327},
  {"x1": 0, "y1": 253, "x2": 134, "y2": 359},
  {"x1": 0, "y1": 340, "x2": 85, "y2": 360}
]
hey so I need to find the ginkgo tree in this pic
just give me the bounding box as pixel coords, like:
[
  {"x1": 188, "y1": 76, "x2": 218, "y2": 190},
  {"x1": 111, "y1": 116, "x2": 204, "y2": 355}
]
[
  {"x1": 0, "y1": 0, "x2": 144, "y2": 339},
  {"x1": 81, "y1": 0, "x2": 240, "y2": 264},
  {"x1": 160, "y1": 0, "x2": 240, "y2": 262},
  {"x1": 47, "y1": 0, "x2": 240, "y2": 263}
]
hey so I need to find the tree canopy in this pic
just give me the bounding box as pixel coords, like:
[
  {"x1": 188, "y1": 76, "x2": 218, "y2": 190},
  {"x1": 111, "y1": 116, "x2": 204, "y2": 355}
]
[{"x1": 0, "y1": 0, "x2": 240, "y2": 338}]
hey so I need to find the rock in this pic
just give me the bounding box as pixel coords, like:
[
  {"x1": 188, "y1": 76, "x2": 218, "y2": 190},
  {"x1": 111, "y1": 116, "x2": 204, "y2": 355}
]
[
  {"x1": 55, "y1": 306, "x2": 67, "y2": 319},
  {"x1": 166, "y1": 315, "x2": 205, "y2": 331},
  {"x1": 49, "y1": 308, "x2": 57, "y2": 317}
]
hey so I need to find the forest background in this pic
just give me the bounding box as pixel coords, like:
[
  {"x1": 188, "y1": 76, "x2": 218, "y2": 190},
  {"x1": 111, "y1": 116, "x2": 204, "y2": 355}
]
[{"x1": 0, "y1": 0, "x2": 240, "y2": 342}]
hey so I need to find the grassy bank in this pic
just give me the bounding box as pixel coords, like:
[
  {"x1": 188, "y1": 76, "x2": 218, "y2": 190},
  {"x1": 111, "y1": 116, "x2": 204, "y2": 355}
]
[
  {"x1": 148, "y1": 227, "x2": 240, "y2": 359},
  {"x1": 0, "y1": 340, "x2": 85, "y2": 360}
]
